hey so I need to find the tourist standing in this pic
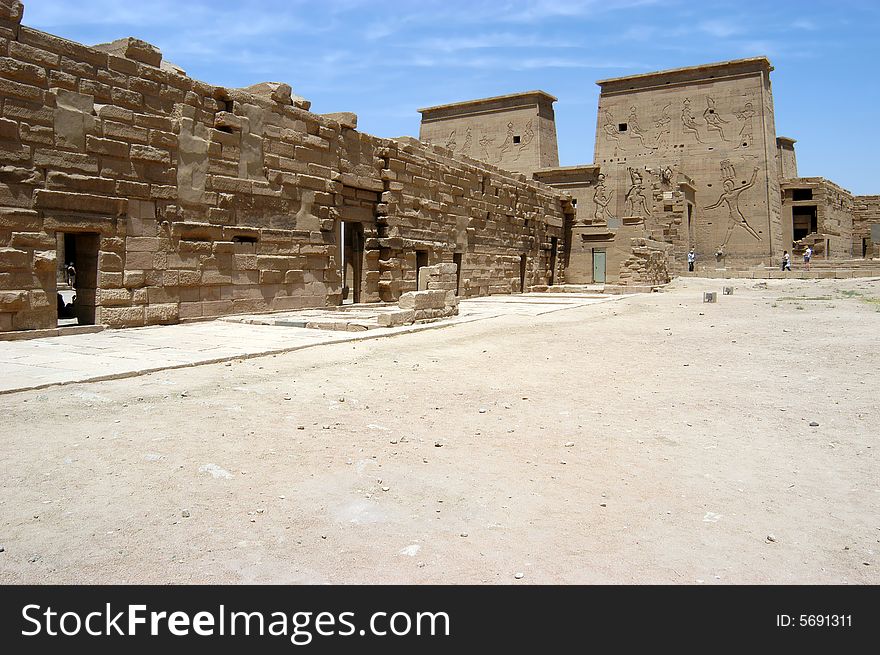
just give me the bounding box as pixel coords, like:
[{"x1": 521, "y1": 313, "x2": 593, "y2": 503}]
[
  {"x1": 803, "y1": 245, "x2": 812, "y2": 271},
  {"x1": 66, "y1": 262, "x2": 76, "y2": 287},
  {"x1": 687, "y1": 249, "x2": 696, "y2": 272}
]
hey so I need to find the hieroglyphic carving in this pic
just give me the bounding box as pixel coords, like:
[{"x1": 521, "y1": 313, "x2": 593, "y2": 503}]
[
  {"x1": 654, "y1": 103, "x2": 672, "y2": 148},
  {"x1": 703, "y1": 97, "x2": 729, "y2": 141},
  {"x1": 734, "y1": 102, "x2": 756, "y2": 149},
  {"x1": 478, "y1": 132, "x2": 494, "y2": 161},
  {"x1": 593, "y1": 173, "x2": 615, "y2": 223},
  {"x1": 444, "y1": 129, "x2": 456, "y2": 151},
  {"x1": 681, "y1": 98, "x2": 703, "y2": 143},
  {"x1": 461, "y1": 126, "x2": 472, "y2": 156},
  {"x1": 660, "y1": 165, "x2": 674, "y2": 186},
  {"x1": 602, "y1": 110, "x2": 621, "y2": 149},
  {"x1": 499, "y1": 121, "x2": 515, "y2": 159},
  {"x1": 624, "y1": 167, "x2": 651, "y2": 217},
  {"x1": 704, "y1": 160, "x2": 760, "y2": 247},
  {"x1": 628, "y1": 105, "x2": 654, "y2": 150},
  {"x1": 519, "y1": 119, "x2": 534, "y2": 153}
]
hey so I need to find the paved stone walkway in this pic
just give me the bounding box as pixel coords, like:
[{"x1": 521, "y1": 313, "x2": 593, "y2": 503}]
[{"x1": 0, "y1": 293, "x2": 616, "y2": 394}]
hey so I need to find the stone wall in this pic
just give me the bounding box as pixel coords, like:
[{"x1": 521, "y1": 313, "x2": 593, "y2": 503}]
[
  {"x1": 780, "y1": 178, "x2": 854, "y2": 258},
  {"x1": 853, "y1": 195, "x2": 880, "y2": 259},
  {"x1": 594, "y1": 58, "x2": 781, "y2": 265},
  {"x1": 618, "y1": 237, "x2": 673, "y2": 287},
  {"x1": 419, "y1": 91, "x2": 560, "y2": 177},
  {"x1": 0, "y1": 1, "x2": 568, "y2": 333},
  {"x1": 378, "y1": 262, "x2": 459, "y2": 327}
]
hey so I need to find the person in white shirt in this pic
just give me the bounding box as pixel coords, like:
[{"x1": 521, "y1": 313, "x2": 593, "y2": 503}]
[
  {"x1": 781, "y1": 250, "x2": 791, "y2": 272},
  {"x1": 803, "y1": 246, "x2": 812, "y2": 270},
  {"x1": 687, "y1": 249, "x2": 696, "y2": 272}
]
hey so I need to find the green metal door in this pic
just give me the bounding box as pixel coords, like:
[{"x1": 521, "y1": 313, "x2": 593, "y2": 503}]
[{"x1": 592, "y1": 249, "x2": 606, "y2": 283}]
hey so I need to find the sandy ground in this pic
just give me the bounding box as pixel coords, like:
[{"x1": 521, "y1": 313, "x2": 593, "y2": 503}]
[{"x1": 1, "y1": 277, "x2": 878, "y2": 584}]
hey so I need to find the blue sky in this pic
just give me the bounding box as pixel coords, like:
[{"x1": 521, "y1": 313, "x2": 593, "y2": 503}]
[{"x1": 23, "y1": 0, "x2": 880, "y2": 195}]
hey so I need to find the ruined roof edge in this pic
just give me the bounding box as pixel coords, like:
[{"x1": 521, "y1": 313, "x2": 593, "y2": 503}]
[
  {"x1": 418, "y1": 90, "x2": 557, "y2": 114},
  {"x1": 596, "y1": 57, "x2": 773, "y2": 88}
]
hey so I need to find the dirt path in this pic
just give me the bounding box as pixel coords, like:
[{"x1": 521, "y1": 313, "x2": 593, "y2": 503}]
[{"x1": 1, "y1": 277, "x2": 878, "y2": 584}]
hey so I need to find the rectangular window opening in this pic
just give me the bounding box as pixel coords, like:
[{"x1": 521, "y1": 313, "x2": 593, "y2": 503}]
[{"x1": 618, "y1": 123, "x2": 628, "y2": 132}]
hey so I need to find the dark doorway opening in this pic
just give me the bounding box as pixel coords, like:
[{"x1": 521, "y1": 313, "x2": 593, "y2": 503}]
[
  {"x1": 792, "y1": 205, "x2": 817, "y2": 241},
  {"x1": 519, "y1": 254, "x2": 527, "y2": 292},
  {"x1": 415, "y1": 250, "x2": 429, "y2": 290},
  {"x1": 863, "y1": 238, "x2": 869, "y2": 258},
  {"x1": 548, "y1": 237, "x2": 558, "y2": 286},
  {"x1": 57, "y1": 232, "x2": 99, "y2": 325},
  {"x1": 687, "y1": 203, "x2": 695, "y2": 248},
  {"x1": 453, "y1": 252, "x2": 463, "y2": 296},
  {"x1": 340, "y1": 221, "x2": 364, "y2": 304}
]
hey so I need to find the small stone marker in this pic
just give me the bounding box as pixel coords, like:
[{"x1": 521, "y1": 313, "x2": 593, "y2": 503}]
[
  {"x1": 723, "y1": 286, "x2": 734, "y2": 295},
  {"x1": 703, "y1": 292, "x2": 717, "y2": 303}
]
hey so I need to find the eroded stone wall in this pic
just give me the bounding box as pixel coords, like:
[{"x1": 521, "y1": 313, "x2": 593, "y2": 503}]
[
  {"x1": 853, "y1": 195, "x2": 880, "y2": 259},
  {"x1": 0, "y1": 2, "x2": 568, "y2": 332},
  {"x1": 594, "y1": 59, "x2": 781, "y2": 265}
]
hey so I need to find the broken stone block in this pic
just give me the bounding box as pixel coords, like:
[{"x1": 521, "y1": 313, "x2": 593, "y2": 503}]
[
  {"x1": 321, "y1": 112, "x2": 357, "y2": 130},
  {"x1": 378, "y1": 310, "x2": 415, "y2": 327},
  {"x1": 93, "y1": 37, "x2": 162, "y2": 68}
]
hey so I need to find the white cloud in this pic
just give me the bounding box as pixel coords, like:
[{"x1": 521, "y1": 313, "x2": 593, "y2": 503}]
[{"x1": 697, "y1": 19, "x2": 744, "y2": 38}]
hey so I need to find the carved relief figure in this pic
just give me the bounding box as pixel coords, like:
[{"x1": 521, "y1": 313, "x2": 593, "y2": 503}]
[
  {"x1": 628, "y1": 105, "x2": 654, "y2": 149},
  {"x1": 703, "y1": 97, "x2": 729, "y2": 141},
  {"x1": 479, "y1": 132, "x2": 494, "y2": 162},
  {"x1": 499, "y1": 121, "x2": 515, "y2": 159},
  {"x1": 654, "y1": 103, "x2": 672, "y2": 148},
  {"x1": 734, "y1": 102, "x2": 756, "y2": 149},
  {"x1": 593, "y1": 173, "x2": 615, "y2": 223},
  {"x1": 681, "y1": 98, "x2": 703, "y2": 143},
  {"x1": 602, "y1": 110, "x2": 621, "y2": 148},
  {"x1": 624, "y1": 167, "x2": 651, "y2": 217},
  {"x1": 704, "y1": 160, "x2": 761, "y2": 248},
  {"x1": 519, "y1": 119, "x2": 535, "y2": 152},
  {"x1": 445, "y1": 129, "x2": 456, "y2": 151},
  {"x1": 461, "y1": 126, "x2": 472, "y2": 156}
]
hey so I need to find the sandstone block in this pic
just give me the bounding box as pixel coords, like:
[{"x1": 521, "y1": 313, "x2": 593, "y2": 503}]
[
  {"x1": 129, "y1": 144, "x2": 170, "y2": 164},
  {"x1": 123, "y1": 251, "x2": 153, "y2": 269},
  {"x1": 33, "y1": 249, "x2": 55, "y2": 272},
  {"x1": 99, "y1": 305, "x2": 145, "y2": 328},
  {"x1": 98, "y1": 287, "x2": 132, "y2": 306},
  {"x1": 145, "y1": 302, "x2": 179, "y2": 325},
  {"x1": 86, "y1": 135, "x2": 129, "y2": 158},
  {"x1": 12, "y1": 307, "x2": 53, "y2": 330},
  {"x1": 34, "y1": 189, "x2": 126, "y2": 216},
  {"x1": 123, "y1": 270, "x2": 145, "y2": 288},
  {"x1": 0, "y1": 208, "x2": 40, "y2": 230},
  {"x1": 98, "y1": 251, "x2": 123, "y2": 271},
  {"x1": 0, "y1": 289, "x2": 28, "y2": 310},
  {"x1": 378, "y1": 309, "x2": 415, "y2": 327},
  {"x1": 10, "y1": 232, "x2": 53, "y2": 248},
  {"x1": 0, "y1": 246, "x2": 28, "y2": 268}
]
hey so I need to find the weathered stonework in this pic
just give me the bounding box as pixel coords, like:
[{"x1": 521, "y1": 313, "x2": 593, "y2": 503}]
[
  {"x1": 0, "y1": 1, "x2": 568, "y2": 333},
  {"x1": 852, "y1": 195, "x2": 880, "y2": 260},
  {"x1": 419, "y1": 91, "x2": 560, "y2": 176},
  {"x1": 421, "y1": 57, "x2": 877, "y2": 282}
]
